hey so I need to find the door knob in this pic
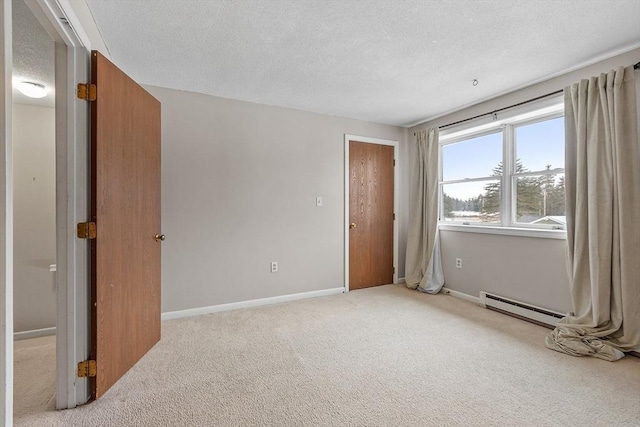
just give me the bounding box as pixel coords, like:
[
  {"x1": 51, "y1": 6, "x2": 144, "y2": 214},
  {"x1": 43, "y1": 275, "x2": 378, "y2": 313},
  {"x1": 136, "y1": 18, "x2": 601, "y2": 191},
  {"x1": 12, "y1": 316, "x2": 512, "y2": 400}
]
[
  {"x1": 349, "y1": 223, "x2": 357, "y2": 229},
  {"x1": 155, "y1": 234, "x2": 165, "y2": 242}
]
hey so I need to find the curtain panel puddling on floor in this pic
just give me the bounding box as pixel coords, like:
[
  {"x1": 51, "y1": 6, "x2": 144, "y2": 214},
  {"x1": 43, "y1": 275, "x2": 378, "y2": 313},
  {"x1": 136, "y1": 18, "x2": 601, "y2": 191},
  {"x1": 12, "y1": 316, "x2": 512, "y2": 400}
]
[
  {"x1": 546, "y1": 66, "x2": 640, "y2": 361},
  {"x1": 405, "y1": 128, "x2": 445, "y2": 294}
]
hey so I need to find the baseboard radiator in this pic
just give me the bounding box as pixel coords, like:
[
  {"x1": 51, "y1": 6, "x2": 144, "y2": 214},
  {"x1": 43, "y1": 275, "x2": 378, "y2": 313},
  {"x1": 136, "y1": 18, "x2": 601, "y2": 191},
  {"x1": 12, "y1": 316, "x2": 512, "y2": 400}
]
[{"x1": 479, "y1": 292, "x2": 565, "y2": 329}]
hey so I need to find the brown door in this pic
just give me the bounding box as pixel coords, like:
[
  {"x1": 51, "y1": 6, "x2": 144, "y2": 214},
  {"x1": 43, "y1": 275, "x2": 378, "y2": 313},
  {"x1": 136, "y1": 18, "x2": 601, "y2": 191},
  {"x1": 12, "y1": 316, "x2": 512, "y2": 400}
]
[
  {"x1": 349, "y1": 141, "x2": 394, "y2": 290},
  {"x1": 90, "y1": 51, "x2": 162, "y2": 399}
]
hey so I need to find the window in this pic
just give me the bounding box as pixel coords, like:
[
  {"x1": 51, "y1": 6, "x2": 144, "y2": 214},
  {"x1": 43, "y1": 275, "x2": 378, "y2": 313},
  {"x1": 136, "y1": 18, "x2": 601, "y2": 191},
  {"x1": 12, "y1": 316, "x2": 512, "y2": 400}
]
[{"x1": 439, "y1": 98, "x2": 565, "y2": 234}]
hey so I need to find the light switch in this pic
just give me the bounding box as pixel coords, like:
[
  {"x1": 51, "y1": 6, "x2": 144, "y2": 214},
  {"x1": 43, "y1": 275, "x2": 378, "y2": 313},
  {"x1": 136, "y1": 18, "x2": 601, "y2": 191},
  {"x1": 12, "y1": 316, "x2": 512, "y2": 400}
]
[{"x1": 316, "y1": 196, "x2": 323, "y2": 207}]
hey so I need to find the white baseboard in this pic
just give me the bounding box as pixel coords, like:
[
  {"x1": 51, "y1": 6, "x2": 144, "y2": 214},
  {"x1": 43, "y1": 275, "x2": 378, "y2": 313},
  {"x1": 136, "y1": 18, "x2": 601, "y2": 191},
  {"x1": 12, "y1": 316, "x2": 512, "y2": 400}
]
[
  {"x1": 441, "y1": 287, "x2": 480, "y2": 305},
  {"x1": 16, "y1": 288, "x2": 349, "y2": 336},
  {"x1": 14, "y1": 326, "x2": 56, "y2": 340},
  {"x1": 397, "y1": 277, "x2": 406, "y2": 284},
  {"x1": 161, "y1": 287, "x2": 345, "y2": 321}
]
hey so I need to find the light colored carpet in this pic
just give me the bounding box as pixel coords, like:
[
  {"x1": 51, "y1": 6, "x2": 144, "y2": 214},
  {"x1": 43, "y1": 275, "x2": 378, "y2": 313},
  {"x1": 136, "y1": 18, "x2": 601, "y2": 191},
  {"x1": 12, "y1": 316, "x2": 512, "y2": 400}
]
[
  {"x1": 14, "y1": 284, "x2": 640, "y2": 426},
  {"x1": 14, "y1": 335, "x2": 56, "y2": 417}
]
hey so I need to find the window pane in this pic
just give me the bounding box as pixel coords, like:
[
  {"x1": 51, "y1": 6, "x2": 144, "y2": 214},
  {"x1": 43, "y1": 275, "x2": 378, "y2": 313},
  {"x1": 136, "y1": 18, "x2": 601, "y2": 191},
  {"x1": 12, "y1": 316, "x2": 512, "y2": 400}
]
[
  {"x1": 442, "y1": 180, "x2": 501, "y2": 224},
  {"x1": 515, "y1": 117, "x2": 564, "y2": 173},
  {"x1": 515, "y1": 174, "x2": 565, "y2": 227},
  {"x1": 442, "y1": 132, "x2": 502, "y2": 181}
]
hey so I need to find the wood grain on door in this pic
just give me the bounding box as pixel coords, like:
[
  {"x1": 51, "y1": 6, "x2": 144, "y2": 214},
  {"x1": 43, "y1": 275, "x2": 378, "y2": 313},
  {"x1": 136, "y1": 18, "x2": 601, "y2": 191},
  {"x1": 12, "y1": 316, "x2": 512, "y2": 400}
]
[
  {"x1": 349, "y1": 141, "x2": 394, "y2": 290},
  {"x1": 90, "y1": 51, "x2": 162, "y2": 399}
]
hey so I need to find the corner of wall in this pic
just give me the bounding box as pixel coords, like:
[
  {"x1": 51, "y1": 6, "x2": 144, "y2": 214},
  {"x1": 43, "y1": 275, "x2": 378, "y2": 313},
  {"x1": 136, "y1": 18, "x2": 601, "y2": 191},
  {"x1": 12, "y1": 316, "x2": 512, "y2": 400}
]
[{"x1": 59, "y1": 0, "x2": 111, "y2": 58}]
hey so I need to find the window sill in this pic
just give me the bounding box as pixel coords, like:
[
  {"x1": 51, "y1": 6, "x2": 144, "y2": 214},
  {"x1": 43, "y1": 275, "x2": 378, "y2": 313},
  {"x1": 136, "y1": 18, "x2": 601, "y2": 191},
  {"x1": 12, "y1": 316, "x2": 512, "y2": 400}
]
[{"x1": 438, "y1": 223, "x2": 567, "y2": 240}]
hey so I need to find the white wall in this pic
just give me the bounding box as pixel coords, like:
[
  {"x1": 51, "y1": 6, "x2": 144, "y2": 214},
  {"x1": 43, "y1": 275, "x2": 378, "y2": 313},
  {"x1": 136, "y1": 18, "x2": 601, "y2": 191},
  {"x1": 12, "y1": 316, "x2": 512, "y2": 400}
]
[
  {"x1": 12, "y1": 103, "x2": 56, "y2": 331},
  {"x1": 410, "y1": 48, "x2": 640, "y2": 313},
  {"x1": 441, "y1": 232, "x2": 570, "y2": 313},
  {"x1": 144, "y1": 86, "x2": 407, "y2": 313}
]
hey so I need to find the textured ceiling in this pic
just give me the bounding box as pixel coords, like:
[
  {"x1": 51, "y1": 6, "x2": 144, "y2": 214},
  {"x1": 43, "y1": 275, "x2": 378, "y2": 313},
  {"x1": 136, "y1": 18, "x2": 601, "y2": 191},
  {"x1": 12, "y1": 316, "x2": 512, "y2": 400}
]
[
  {"x1": 82, "y1": 1, "x2": 640, "y2": 127},
  {"x1": 12, "y1": 0, "x2": 55, "y2": 108}
]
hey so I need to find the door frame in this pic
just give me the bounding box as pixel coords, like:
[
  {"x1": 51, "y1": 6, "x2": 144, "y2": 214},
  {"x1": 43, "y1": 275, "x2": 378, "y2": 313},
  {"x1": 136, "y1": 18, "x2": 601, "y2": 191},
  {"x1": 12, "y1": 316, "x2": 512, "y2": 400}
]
[
  {"x1": 343, "y1": 134, "x2": 399, "y2": 292},
  {"x1": 2, "y1": 0, "x2": 93, "y2": 416},
  {"x1": 0, "y1": 2, "x2": 13, "y2": 423},
  {"x1": 32, "y1": 0, "x2": 92, "y2": 409}
]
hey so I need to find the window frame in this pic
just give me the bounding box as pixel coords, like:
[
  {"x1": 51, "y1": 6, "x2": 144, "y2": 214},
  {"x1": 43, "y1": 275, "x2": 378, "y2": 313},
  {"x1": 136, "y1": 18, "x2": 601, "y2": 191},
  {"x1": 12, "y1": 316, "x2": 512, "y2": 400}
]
[
  {"x1": 439, "y1": 128, "x2": 504, "y2": 225},
  {"x1": 438, "y1": 97, "x2": 566, "y2": 239}
]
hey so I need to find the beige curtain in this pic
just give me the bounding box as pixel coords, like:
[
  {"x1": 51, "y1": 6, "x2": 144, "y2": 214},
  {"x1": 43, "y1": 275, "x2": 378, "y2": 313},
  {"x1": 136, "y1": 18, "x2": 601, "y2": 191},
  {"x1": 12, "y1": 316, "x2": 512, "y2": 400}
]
[
  {"x1": 545, "y1": 66, "x2": 640, "y2": 361},
  {"x1": 405, "y1": 128, "x2": 444, "y2": 294}
]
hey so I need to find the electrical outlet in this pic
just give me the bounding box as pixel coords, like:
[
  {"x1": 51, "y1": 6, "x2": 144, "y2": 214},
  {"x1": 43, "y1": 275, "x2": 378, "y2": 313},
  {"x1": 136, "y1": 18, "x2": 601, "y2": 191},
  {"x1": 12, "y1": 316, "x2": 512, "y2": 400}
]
[
  {"x1": 456, "y1": 258, "x2": 462, "y2": 269},
  {"x1": 270, "y1": 261, "x2": 278, "y2": 273}
]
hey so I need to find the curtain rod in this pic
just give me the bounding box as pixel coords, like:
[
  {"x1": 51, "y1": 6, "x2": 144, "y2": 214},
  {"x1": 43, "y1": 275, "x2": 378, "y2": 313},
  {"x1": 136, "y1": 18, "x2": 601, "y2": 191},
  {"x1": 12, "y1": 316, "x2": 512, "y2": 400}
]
[
  {"x1": 438, "y1": 89, "x2": 563, "y2": 130},
  {"x1": 411, "y1": 89, "x2": 563, "y2": 135},
  {"x1": 413, "y1": 60, "x2": 640, "y2": 136}
]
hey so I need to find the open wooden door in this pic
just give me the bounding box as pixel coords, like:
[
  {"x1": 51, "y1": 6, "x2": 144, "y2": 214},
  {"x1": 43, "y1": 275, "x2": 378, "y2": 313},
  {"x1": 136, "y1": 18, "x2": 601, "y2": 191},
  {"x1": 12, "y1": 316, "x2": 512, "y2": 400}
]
[{"x1": 88, "y1": 51, "x2": 161, "y2": 400}]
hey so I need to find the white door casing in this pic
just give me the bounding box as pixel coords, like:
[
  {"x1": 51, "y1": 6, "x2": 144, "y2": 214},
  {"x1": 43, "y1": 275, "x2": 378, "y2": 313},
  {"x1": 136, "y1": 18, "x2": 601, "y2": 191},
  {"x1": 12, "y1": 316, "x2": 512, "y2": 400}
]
[
  {"x1": 5, "y1": 0, "x2": 94, "y2": 415},
  {"x1": 0, "y1": 1, "x2": 14, "y2": 424},
  {"x1": 31, "y1": 0, "x2": 92, "y2": 409}
]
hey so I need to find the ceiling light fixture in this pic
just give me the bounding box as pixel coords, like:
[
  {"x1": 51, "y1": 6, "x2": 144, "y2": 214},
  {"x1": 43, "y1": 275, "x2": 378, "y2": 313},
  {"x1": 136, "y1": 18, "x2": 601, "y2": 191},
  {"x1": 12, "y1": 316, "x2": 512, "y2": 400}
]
[
  {"x1": 17, "y1": 81, "x2": 47, "y2": 98},
  {"x1": 472, "y1": 79, "x2": 479, "y2": 86}
]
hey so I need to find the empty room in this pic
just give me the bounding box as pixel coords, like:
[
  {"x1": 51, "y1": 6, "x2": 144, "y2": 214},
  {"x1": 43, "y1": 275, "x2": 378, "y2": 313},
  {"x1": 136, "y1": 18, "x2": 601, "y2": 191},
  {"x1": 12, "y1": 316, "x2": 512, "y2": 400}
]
[{"x1": 2, "y1": 0, "x2": 640, "y2": 426}]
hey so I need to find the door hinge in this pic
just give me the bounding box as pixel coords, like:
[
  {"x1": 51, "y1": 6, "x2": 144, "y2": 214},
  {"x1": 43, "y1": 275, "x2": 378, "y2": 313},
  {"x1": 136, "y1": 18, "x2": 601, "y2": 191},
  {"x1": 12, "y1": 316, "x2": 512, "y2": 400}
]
[
  {"x1": 77, "y1": 222, "x2": 97, "y2": 239},
  {"x1": 393, "y1": 213, "x2": 396, "y2": 220},
  {"x1": 77, "y1": 360, "x2": 97, "y2": 378},
  {"x1": 393, "y1": 267, "x2": 396, "y2": 274},
  {"x1": 393, "y1": 159, "x2": 396, "y2": 166},
  {"x1": 77, "y1": 83, "x2": 97, "y2": 101}
]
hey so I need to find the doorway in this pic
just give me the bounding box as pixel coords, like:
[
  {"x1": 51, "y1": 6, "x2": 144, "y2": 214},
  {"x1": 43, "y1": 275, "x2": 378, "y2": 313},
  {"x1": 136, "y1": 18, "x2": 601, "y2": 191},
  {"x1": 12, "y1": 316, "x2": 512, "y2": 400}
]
[
  {"x1": 8, "y1": 1, "x2": 162, "y2": 413},
  {"x1": 12, "y1": 0, "x2": 57, "y2": 416},
  {"x1": 344, "y1": 135, "x2": 399, "y2": 291},
  {"x1": 5, "y1": 0, "x2": 93, "y2": 414}
]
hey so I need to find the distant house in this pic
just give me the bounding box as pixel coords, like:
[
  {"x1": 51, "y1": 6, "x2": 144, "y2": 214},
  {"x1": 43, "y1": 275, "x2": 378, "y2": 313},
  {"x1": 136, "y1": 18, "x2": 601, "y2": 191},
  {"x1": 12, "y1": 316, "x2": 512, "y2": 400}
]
[
  {"x1": 517, "y1": 215, "x2": 542, "y2": 223},
  {"x1": 516, "y1": 215, "x2": 566, "y2": 226},
  {"x1": 531, "y1": 216, "x2": 567, "y2": 226}
]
